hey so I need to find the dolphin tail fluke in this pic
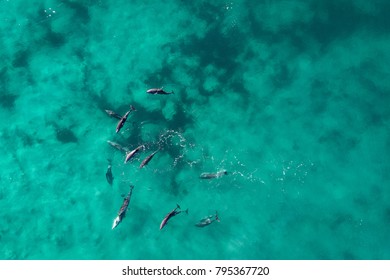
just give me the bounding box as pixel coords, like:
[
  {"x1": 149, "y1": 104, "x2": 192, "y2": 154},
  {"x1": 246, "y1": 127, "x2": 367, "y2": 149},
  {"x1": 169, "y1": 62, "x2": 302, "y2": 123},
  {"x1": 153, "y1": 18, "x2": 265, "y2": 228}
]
[
  {"x1": 215, "y1": 211, "x2": 220, "y2": 222},
  {"x1": 184, "y1": 208, "x2": 189, "y2": 215}
]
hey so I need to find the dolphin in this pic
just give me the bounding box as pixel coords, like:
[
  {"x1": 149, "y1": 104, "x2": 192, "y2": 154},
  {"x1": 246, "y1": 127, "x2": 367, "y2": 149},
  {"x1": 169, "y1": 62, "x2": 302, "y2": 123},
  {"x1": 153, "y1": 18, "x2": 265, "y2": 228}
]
[
  {"x1": 112, "y1": 185, "x2": 134, "y2": 229},
  {"x1": 106, "y1": 160, "x2": 114, "y2": 185},
  {"x1": 116, "y1": 110, "x2": 130, "y2": 133},
  {"x1": 147, "y1": 87, "x2": 174, "y2": 95},
  {"x1": 200, "y1": 170, "x2": 228, "y2": 179},
  {"x1": 124, "y1": 145, "x2": 144, "y2": 164},
  {"x1": 115, "y1": 105, "x2": 136, "y2": 133},
  {"x1": 195, "y1": 211, "x2": 220, "y2": 227},
  {"x1": 107, "y1": 140, "x2": 129, "y2": 153},
  {"x1": 105, "y1": 109, "x2": 122, "y2": 119},
  {"x1": 139, "y1": 149, "x2": 159, "y2": 169},
  {"x1": 160, "y1": 204, "x2": 188, "y2": 230}
]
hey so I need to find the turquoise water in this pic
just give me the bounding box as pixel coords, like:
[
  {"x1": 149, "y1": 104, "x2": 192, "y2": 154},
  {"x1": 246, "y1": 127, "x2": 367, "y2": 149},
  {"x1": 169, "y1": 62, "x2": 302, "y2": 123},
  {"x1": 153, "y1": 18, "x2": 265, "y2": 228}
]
[{"x1": 1, "y1": 0, "x2": 389, "y2": 260}]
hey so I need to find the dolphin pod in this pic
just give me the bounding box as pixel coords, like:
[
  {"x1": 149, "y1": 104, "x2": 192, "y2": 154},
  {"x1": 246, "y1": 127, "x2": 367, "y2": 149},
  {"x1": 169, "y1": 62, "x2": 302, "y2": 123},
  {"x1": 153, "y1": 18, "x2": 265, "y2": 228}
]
[{"x1": 103, "y1": 89, "x2": 225, "y2": 231}]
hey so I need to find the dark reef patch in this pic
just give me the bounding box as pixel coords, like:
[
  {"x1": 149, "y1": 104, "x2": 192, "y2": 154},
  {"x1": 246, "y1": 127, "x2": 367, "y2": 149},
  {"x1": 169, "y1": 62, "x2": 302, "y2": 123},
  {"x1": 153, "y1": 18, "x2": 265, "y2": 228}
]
[
  {"x1": 166, "y1": 103, "x2": 194, "y2": 132},
  {"x1": 62, "y1": 0, "x2": 91, "y2": 24},
  {"x1": 12, "y1": 49, "x2": 31, "y2": 68},
  {"x1": 178, "y1": 26, "x2": 240, "y2": 79},
  {"x1": 306, "y1": 1, "x2": 390, "y2": 49},
  {"x1": 18, "y1": 131, "x2": 35, "y2": 147},
  {"x1": 247, "y1": 1, "x2": 390, "y2": 55},
  {"x1": 55, "y1": 127, "x2": 78, "y2": 143},
  {"x1": 0, "y1": 93, "x2": 18, "y2": 109},
  {"x1": 271, "y1": 62, "x2": 295, "y2": 89},
  {"x1": 45, "y1": 30, "x2": 67, "y2": 47}
]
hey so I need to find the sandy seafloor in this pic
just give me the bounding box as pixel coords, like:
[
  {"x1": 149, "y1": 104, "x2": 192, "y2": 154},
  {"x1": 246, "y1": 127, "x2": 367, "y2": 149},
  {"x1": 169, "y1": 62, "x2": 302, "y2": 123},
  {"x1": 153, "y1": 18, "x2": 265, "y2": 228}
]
[{"x1": 0, "y1": 0, "x2": 389, "y2": 260}]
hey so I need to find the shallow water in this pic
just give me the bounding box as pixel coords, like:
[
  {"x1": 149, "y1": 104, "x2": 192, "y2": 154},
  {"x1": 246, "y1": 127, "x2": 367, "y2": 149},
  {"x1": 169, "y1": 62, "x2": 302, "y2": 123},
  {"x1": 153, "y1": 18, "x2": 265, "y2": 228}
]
[{"x1": 0, "y1": 0, "x2": 389, "y2": 259}]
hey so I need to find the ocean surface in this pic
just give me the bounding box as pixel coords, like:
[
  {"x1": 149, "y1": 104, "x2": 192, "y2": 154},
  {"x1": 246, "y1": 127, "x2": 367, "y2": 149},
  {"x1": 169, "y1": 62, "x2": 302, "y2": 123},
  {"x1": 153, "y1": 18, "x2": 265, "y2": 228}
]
[{"x1": 0, "y1": 0, "x2": 389, "y2": 260}]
